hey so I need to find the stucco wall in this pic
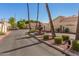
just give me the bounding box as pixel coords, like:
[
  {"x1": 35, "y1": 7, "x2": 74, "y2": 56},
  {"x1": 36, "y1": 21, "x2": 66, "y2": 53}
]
[{"x1": 0, "y1": 22, "x2": 9, "y2": 33}]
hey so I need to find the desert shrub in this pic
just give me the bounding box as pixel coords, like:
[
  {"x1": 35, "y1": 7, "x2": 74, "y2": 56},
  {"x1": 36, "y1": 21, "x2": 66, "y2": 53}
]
[
  {"x1": 64, "y1": 28, "x2": 70, "y2": 33},
  {"x1": 28, "y1": 29, "x2": 36, "y2": 33},
  {"x1": 17, "y1": 20, "x2": 26, "y2": 29},
  {"x1": 56, "y1": 28, "x2": 60, "y2": 32},
  {"x1": 0, "y1": 31, "x2": 5, "y2": 35},
  {"x1": 62, "y1": 35, "x2": 69, "y2": 41},
  {"x1": 54, "y1": 37, "x2": 63, "y2": 44},
  {"x1": 72, "y1": 40, "x2": 79, "y2": 51},
  {"x1": 43, "y1": 35, "x2": 49, "y2": 40}
]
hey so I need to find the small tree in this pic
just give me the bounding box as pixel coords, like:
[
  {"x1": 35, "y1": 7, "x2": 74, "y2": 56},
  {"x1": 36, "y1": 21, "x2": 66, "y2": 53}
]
[
  {"x1": 9, "y1": 17, "x2": 16, "y2": 29},
  {"x1": 17, "y1": 20, "x2": 26, "y2": 29}
]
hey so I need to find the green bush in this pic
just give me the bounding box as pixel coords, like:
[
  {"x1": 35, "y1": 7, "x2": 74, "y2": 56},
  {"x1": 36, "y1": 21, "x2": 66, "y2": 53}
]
[
  {"x1": 64, "y1": 28, "x2": 70, "y2": 33},
  {"x1": 62, "y1": 35, "x2": 69, "y2": 41},
  {"x1": 0, "y1": 32, "x2": 5, "y2": 35},
  {"x1": 43, "y1": 35, "x2": 49, "y2": 40},
  {"x1": 72, "y1": 40, "x2": 79, "y2": 51},
  {"x1": 54, "y1": 37, "x2": 63, "y2": 44},
  {"x1": 17, "y1": 20, "x2": 26, "y2": 29},
  {"x1": 28, "y1": 29, "x2": 36, "y2": 33}
]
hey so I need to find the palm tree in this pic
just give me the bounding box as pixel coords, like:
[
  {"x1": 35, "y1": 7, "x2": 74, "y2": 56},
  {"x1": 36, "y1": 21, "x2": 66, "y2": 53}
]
[
  {"x1": 35, "y1": 3, "x2": 39, "y2": 29},
  {"x1": 75, "y1": 10, "x2": 79, "y2": 40},
  {"x1": 27, "y1": 3, "x2": 31, "y2": 31},
  {"x1": 45, "y1": 3, "x2": 56, "y2": 38}
]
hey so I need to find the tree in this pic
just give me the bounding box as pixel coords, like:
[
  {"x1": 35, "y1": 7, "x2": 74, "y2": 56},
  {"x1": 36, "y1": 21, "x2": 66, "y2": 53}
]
[
  {"x1": 36, "y1": 3, "x2": 39, "y2": 29},
  {"x1": 45, "y1": 3, "x2": 56, "y2": 38},
  {"x1": 17, "y1": 20, "x2": 26, "y2": 29},
  {"x1": 22, "y1": 19, "x2": 26, "y2": 23},
  {"x1": 27, "y1": 3, "x2": 31, "y2": 30},
  {"x1": 9, "y1": 17, "x2": 16, "y2": 28}
]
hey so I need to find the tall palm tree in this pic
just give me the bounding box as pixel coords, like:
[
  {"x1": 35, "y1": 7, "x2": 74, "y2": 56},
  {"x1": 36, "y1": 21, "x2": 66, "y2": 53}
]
[
  {"x1": 75, "y1": 10, "x2": 79, "y2": 40},
  {"x1": 27, "y1": 3, "x2": 31, "y2": 31},
  {"x1": 45, "y1": 3, "x2": 56, "y2": 38},
  {"x1": 35, "y1": 3, "x2": 39, "y2": 29}
]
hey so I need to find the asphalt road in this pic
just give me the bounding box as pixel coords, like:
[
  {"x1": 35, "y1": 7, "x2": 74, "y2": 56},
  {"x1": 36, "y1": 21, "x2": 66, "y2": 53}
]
[{"x1": 0, "y1": 30, "x2": 65, "y2": 56}]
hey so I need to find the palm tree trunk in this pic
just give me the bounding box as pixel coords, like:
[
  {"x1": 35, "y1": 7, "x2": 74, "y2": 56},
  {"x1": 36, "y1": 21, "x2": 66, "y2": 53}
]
[
  {"x1": 27, "y1": 3, "x2": 31, "y2": 31},
  {"x1": 45, "y1": 3, "x2": 56, "y2": 38},
  {"x1": 35, "y1": 3, "x2": 39, "y2": 29},
  {"x1": 75, "y1": 11, "x2": 79, "y2": 40}
]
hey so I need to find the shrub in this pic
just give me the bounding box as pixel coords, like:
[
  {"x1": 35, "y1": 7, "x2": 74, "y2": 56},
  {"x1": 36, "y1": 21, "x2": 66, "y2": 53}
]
[
  {"x1": 0, "y1": 32, "x2": 5, "y2": 35},
  {"x1": 54, "y1": 37, "x2": 63, "y2": 44},
  {"x1": 43, "y1": 35, "x2": 49, "y2": 40},
  {"x1": 17, "y1": 20, "x2": 26, "y2": 29},
  {"x1": 64, "y1": 28, "x2": 70, "y2": 33},
  {"x1": 72, "y1": 40, "x2": 79, "y2": 51},
  {"x1": 28, "y1": 29, "x2": 36, "y2": 33},
  {"x1": 62, "y1": 35, "x2": 69, "y2": 41},
  {"x1": 56, "y1": 28, "x2": 60, "y2": 32}
]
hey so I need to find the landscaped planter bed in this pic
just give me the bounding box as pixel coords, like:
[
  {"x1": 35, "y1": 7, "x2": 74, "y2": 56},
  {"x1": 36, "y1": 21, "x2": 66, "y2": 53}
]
[
  {"x1": 29, "y1": 33, "x2": 78, "y2": 56},
  {"x1": 45, "y1": 40, "x2": 79, "y2": 55},
  {"x1": 29, "y1": 34, "x2": 77, "y2": 55}
]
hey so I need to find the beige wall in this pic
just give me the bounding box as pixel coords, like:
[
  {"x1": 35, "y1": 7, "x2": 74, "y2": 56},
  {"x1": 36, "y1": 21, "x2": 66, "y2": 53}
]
[
  {"x1": 0, "y1": 22, "x2": 10, "y2": 33},
  {"x1": 0, "y1": 23, "x2": 2, "y2": 31}
]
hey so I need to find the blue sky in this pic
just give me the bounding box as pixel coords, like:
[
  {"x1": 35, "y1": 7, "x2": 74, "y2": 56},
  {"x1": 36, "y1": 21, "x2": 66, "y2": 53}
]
[{"x1": 0, "y1": 3, "x2": 79, "y2": 23}]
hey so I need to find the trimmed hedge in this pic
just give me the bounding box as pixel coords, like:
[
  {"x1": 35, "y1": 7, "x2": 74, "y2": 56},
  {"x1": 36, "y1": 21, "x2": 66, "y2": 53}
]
[
  {"x1": 54, "y1": 37, "x2": 63, "y2": 44},
  {"x1": 43, "y1": 35, "x2": 49, "y2": 40},
  {"x1": 28, "y1": 29, "x2": 36, "y2": 33},
  {"x1": 62, "y1": 35, "x2": 69, "y2": 41},
  {"x1": 72, "y1": 40, "x2": 79, "y2": 51}
]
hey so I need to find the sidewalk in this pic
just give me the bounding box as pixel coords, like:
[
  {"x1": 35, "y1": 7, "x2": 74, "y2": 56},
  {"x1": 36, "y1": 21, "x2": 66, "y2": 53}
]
[{"x1": 0, "y1": 31, "x2": 11, "y2": 40}]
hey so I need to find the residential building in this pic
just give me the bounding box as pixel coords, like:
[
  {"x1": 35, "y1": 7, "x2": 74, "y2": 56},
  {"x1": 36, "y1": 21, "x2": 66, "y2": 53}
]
[{"x1": 0, "y1": 21, "x2": 10, "y2": 33}]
